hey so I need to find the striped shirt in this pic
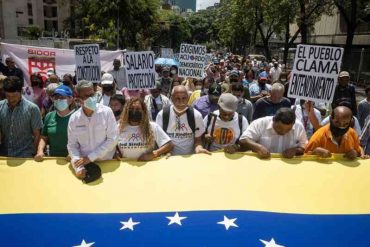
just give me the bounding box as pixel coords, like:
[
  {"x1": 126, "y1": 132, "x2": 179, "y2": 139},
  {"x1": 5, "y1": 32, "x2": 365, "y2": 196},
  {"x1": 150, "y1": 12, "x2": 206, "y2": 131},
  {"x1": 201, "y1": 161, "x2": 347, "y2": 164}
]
[{"x1": 0, "y1": 98, "x2": 42, "y2": 157}]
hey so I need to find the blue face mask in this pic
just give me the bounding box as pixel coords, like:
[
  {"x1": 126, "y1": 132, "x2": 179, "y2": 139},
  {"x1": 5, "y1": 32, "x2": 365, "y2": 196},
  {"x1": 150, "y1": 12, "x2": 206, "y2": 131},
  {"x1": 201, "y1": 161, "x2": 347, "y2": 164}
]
[
  {"x1": 54, "y1": 99, "x2": 69, "y2": 111},
  {"x1": 84, "y1": 96, "x2": 97, "y2": 112}
]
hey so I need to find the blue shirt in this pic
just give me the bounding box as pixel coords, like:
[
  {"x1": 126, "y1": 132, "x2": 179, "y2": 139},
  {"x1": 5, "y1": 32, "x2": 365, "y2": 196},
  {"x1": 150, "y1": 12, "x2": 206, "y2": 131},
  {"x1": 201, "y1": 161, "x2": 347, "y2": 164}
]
[
  {"x1": 0, "y1": 98, "x2": 43, "y2": 157},
  {"x1": 249, "y1": 82, "x2": 272, "y2": 96},
  {"x1": 192, "y1": 95, "x2": 219, "y2": 118}
]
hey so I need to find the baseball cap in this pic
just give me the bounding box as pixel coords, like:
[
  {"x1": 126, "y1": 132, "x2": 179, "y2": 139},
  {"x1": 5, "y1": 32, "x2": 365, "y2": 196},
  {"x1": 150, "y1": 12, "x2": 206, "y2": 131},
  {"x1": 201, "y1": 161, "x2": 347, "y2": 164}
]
[
  {"x1": 83, "y1": 162, "x2": 102, "y2": 184},
  {"x1": 208, "y1": 83, "x2": 222, "y2": 96},
  {"x1": 339, "y1": 71, "x2": 349, "y2": 78},
  {"x1": 259, "y1": 71, "x2": 268, "y2": 80},
  {"x1": 53, "y1": 84, "x2": 73, "y2": 97},
  {"x1": 101, "y1": 73, "x2": 114, "y2": 85},
  {"x1": 218, "y1": 93, "x2": 238, "y2": 112}
]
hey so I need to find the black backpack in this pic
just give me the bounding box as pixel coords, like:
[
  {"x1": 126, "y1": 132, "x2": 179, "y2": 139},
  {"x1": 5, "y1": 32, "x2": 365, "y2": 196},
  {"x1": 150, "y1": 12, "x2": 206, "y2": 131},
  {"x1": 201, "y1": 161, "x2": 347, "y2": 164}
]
[{"x1": 162, "y1": 106, "x2": 196, "y2": 133}]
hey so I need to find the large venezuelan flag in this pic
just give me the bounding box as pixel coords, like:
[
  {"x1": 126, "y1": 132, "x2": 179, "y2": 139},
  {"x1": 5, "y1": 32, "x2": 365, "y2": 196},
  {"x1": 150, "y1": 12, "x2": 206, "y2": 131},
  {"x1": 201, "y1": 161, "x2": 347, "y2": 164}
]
[{"x1": 0, "y1": 152, "x2": 369, "y2": 247}]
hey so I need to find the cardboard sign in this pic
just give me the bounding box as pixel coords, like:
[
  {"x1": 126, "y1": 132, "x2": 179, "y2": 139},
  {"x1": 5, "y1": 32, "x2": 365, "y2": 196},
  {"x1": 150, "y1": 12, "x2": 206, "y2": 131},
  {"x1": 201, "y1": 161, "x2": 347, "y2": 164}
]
[
  {"x1": 178, "y1": 43, "x2": 206, "y2": 79},
  {"x1": 124, "y1": 51, "x2": 156, "y2": 90},
  {"x1": 74, "y1": 44, "x2": 101, "y2": 83},
  {"x1": 287, "y1": 44, "x2": 344, "y2": 103},
  {"x1": 161, "y1": 48, "x2": 174, "y2": 58}
]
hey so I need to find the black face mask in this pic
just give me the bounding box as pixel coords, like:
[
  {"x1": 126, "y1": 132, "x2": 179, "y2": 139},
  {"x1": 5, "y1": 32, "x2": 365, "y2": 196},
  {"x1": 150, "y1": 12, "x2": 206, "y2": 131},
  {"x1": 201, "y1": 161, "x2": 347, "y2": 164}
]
[
  {"x1": 129, "y1": 110, "x2": 142, "y2": 122},
  {"x1": 113, "y1": 110, "x2": 122, "y2": 117},
  {"x1": 63, "y1": 80, "x2": 71, "y2": 86},
  {"x1": 103, "y1": 86, "x2": 114, "y2": 93},
  {"x1": 330, "y1": 120, "x2": 350, "y2": 137}
]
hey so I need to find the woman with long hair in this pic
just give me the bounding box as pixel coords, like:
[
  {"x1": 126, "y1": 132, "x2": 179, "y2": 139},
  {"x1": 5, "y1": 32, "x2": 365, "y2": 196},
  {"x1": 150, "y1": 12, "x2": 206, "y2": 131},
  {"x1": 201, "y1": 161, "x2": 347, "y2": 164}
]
[{"x1": 117, "y1": 97, "x2": 173, "y2": 161}]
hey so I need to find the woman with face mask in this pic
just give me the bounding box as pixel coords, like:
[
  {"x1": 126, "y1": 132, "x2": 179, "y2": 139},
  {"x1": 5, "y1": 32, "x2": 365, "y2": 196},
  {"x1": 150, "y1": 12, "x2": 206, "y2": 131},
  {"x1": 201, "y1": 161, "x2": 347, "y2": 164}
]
[
  {"x1": 116, "y1": 97, "x2": 173, "y2": 161},
  {"x1": 109, "y1": 94, "x2": 126, "y2": 121},
  {"x1": 34, "y1": 85, "x2": 75, "y2": 161},
  {"x1": 24, "y1": 73, "x2": 47, "y2": 109}
]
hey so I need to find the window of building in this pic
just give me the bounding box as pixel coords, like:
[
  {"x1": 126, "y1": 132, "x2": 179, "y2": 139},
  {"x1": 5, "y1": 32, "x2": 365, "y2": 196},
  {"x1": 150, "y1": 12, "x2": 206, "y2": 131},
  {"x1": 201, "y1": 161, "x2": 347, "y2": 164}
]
[
  {"x1": 27, "y1": 3, "x2": 33, "y2": 16},
  {"x1": 29, "y1": 18, "x2": 34, "y2": 25},
  {"x1": 52, "y1": 7, "x2": 58, "y2": 17}
]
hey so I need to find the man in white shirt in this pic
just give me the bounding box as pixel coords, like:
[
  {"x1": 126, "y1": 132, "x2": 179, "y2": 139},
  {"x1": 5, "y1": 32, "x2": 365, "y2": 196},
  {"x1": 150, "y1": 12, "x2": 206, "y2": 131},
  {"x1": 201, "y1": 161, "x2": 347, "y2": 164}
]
[
  {"x1": 239, "y1": 107, "x2": 307, "y2": 159},
  {"x1": 108, "y1": 59, "x2": 127, "y2": 90},
  {"x1": 203, "y1": 93, "x2": 249, "y2": 153},
  {"x1": 67, "y1": 80, "x2": 118, "y2": 180},
  {"x1": 99, "y1": 73, "x2": 123, "y2": 106},
  {"x1": 156, "y1": 85, "x2": 209, "y2": 155},
  {"x1": 269, "y1": 62, "x2": 282, "y2": 83}
]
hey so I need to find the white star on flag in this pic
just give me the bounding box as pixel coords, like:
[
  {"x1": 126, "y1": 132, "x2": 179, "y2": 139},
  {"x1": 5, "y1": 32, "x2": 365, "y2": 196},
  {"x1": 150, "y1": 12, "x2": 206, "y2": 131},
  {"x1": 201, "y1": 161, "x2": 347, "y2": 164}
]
[
  {"x1": 217, "y1": 215, "x2": 238, "y2": 230},
  {"x1": 120, "y1": 217, "x2": 140, "y2": 231},
  {"x1": 260, "y1": 238, "x2": 285, "y2": 247},
  {"x1": 166, "y1": 212, "x2": 187, "y2": 226},
  {"x1": 73, "y1": 239, "x2": 95, "y2": 247}
]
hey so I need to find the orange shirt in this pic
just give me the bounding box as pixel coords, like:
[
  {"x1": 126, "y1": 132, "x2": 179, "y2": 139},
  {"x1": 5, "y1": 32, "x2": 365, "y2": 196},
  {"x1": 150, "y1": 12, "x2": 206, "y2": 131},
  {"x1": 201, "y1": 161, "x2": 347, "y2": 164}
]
[{"x1": 305, "y1": 124, "x2": 363, "y2": 155}]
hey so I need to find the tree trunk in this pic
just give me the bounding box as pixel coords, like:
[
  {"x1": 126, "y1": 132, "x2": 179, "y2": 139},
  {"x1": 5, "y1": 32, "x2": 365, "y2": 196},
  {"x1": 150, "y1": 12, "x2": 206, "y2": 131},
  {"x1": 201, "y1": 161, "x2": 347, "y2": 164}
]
[
  {"x1": 299, "y1": 0, "x2": 308, "y2": 44},
  {"x1": 283, "y1": 15, "x2": 290, "y2": 66},
  {"x1": 342, "y1": 24, "x2": 356, "y2": 70}
]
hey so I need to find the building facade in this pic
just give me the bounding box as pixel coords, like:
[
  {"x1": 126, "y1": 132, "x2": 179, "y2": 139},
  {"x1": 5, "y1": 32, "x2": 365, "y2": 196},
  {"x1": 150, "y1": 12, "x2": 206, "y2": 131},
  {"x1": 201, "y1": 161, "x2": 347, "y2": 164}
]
[{"x1": 0, "y1": 0, "x2": 71, "y2": 39}]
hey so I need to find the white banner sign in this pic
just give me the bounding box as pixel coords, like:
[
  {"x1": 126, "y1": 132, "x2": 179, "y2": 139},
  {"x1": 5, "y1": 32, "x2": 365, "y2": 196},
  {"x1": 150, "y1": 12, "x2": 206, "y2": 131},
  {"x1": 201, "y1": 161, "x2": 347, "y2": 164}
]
[
  {"x1": 178, "y1": 43, "x2": 206, "y2": 79},
  {"x1": 124, "y1": 51, "x2": 156, "y2": 90},
  {"x1": 74, "y1": 44, "x2": 101, "y2": 83},
  {"x1": 0, "y1": 42, "x2": 123, "y2": 85},
  {"x1": 287, "y1": 44, "x2": 344, "y2": 103},
  {"x1": 160, "y1": 48, "x2": 173, "y2": 58}
]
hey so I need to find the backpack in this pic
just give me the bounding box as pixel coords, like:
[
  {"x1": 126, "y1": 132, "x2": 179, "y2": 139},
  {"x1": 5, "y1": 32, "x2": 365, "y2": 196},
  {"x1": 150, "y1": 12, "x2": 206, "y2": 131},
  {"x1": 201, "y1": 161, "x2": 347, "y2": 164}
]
[{"x1": 162, "y1": 106, "x2": 196, "y2": 133}]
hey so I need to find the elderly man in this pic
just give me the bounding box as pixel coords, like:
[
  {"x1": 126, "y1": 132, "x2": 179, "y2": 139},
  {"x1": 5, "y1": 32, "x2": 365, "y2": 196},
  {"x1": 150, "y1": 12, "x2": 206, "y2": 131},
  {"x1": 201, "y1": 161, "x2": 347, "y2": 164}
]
[
  {"x1": 108, "y1": 59, "x2": 127, "y2": 90},
  {"x1": 203, "y1": 93, "x2": 249, "y2": 153},
  {"x1": 253, "y1": 83, "x2": 291, "y2": 120},
  {"x1": 156, "y1": 85, "x2": 209, "y2": 155},
  {"x1": 0, "y1": 76, "x2": 42, "y2": 157},
  {"x1": 0, "y1": 57, "x2": 24, "y2": 83},
  {"x1": 305, "y1": 106, "x2": 365, "y2": 159},
  {"x1": 332, "y1": 71, "x2": 357, "y2": 117},
  {"x1": 67, "y1": 80, "x2": 118, "y2": 181},
  {"x1": 239, "y1": 107, "x2": 307, "y2": 159}
]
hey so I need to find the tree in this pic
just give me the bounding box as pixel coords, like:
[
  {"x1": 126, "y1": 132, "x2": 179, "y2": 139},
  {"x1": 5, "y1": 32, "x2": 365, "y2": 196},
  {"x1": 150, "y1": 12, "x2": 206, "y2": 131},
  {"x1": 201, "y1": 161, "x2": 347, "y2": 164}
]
[
  {"x1": 333, "y1": 0, "x2": 370, "y2": 69},
  {"x1": 152, "y1": 9, "x2": 191, "y2": 51},
  {"x1": 64, "y1": 0, "x2": 161, "y2": 50}
]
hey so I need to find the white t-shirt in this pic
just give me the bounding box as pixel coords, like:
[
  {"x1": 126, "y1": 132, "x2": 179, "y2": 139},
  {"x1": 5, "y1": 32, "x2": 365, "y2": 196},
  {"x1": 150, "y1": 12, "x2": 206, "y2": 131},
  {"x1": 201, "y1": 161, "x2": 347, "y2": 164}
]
[
  {"x1": 293, "y1": 105, "x2": 322, "y2": 139},
  {"x1": 156, "y1": 106, "x2": 205, "y2": 155},
  {"x1": 203, "y1": 110, "x2": 249, "y2": 151},
  {"x1": 117, "y1": 122, "x2": 171, "y2": 159}
]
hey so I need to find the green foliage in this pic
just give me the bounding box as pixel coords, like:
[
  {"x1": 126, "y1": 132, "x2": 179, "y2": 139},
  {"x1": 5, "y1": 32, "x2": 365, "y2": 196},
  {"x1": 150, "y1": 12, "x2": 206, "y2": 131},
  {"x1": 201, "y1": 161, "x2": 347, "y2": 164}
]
[
  {"x1": 25, "y1": 26, "x2": 42, "y2": 40},
  {"x1": 65, "y1": 0, "x2": 161, "y2": 50}
]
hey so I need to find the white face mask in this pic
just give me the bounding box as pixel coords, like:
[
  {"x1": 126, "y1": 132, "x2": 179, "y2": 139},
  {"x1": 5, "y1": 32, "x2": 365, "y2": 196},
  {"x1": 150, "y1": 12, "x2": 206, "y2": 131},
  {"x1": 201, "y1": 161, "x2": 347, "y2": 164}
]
[{"x1": 173, "y1": 106, "x2": 188, "y2": 115}]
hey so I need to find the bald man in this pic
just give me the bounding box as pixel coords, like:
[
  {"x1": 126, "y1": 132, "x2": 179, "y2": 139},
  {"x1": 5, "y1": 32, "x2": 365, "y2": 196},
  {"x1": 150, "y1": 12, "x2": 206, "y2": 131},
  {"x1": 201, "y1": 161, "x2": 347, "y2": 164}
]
[
  {"x1": 305, "y1": 106, "x2": 365, "y2": 160},
  {"x1": 156, "y1": 85, "x2": 210, "y2": 155}
]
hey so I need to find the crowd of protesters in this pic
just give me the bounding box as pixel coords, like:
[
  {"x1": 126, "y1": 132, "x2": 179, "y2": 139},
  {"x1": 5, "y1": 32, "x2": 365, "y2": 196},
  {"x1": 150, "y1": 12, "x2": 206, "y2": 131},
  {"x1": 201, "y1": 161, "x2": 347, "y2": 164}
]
[{"x1": 0, "y1": 52, "x2": 369, "y2": 183}]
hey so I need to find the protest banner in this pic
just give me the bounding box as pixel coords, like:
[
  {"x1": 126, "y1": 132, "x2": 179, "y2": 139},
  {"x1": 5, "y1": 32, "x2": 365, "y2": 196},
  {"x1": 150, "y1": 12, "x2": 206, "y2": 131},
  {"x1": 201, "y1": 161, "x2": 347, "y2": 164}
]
[
  {"x1": 287, "y1": 44, "x2": 344, "y2": 103},
  {"x1": 178, "y1": 43, "x2": 206, "y2": 79},
  {"x1": 160, "y1": 48, "x2": 174, "y2": 58},
  {"x1": 74, "y1": 44, "x2": 101, "y2": 83},
  {"x1": 0, "y1": 43, "x2": 123, "y2": 85},
  {"x1": 124, "y1": 51, "x2": 156, "y2": 90}
]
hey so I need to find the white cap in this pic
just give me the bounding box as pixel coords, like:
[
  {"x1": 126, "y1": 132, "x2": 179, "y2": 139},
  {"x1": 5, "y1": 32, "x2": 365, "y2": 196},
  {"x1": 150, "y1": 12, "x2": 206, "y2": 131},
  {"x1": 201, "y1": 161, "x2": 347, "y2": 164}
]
[{"x1": 101, "y1": 73, "x2": 114, "y2": 85}]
